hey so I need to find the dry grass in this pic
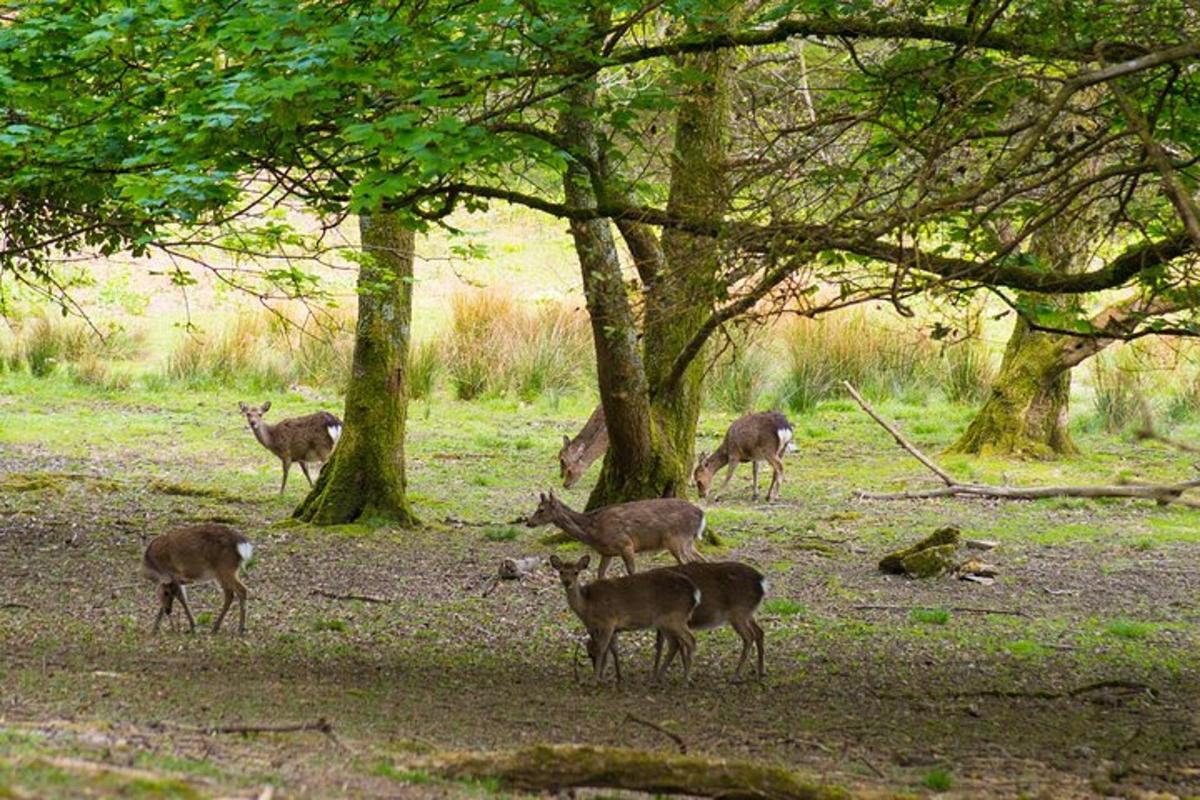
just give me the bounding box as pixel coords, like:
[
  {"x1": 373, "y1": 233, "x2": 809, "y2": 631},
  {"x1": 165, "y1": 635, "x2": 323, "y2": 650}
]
[{"x1": 445, "y1": 290, "x2": 593, "y2": 402}]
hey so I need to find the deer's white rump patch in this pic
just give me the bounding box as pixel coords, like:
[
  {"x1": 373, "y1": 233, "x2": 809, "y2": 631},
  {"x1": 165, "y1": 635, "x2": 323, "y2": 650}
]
[
  {"x1": 777, "y1": 427, "x2": 794, "y2": 453},
  {"x1": 695, "y1": 515, "x2": 707, "y2": 541},
  {"x1": 327, "y1": 424, "x2": 343, "y2": 444},
  {"x1": 237, "y1": 542, "x2": 255, "y2": 562}
]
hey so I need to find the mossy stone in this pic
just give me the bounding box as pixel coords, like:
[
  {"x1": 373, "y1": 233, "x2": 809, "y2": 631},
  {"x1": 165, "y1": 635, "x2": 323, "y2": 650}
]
[
  {"x1": 879, "y1": 526, "x2": 961, "y2": 574},
  {"x1": 900, "y1": 544, "x2": 959, "y2": 578}
]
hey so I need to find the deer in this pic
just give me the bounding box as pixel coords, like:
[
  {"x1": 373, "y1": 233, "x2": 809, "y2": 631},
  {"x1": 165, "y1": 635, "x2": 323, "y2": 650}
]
[
  {"x1": 650, "y1": 561, "x2": 768, "y2": 682},
  {"x1": 549, "y1": 554, "x2": 699, "y2": 684},
  {"x1": 142, "y1": 523, "x2": 253, "y2": 635},
  {"x1": 525, "y1": 491, "x2": 706, "y2": 578},
  {"x1": 694, "y1": 410, "x2": 793, "y2": 502},
  {"x1": 239, "y1": 401, "x2": 342, "y2": 494},
  {"x1": 558, "y1": 405, "x2": 608, "y2": 488}
]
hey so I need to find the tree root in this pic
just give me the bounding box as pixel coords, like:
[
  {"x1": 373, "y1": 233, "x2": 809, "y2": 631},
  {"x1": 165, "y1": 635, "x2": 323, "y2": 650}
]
[
  {"x1": 401, "y1": 743, "x2": 882, "y2": 799},
  {"x1": 845, "y1": 382, "x2": 1200, "y2": 508}
]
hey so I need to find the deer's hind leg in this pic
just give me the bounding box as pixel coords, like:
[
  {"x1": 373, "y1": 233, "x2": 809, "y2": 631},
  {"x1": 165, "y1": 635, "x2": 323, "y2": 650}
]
[
  {"x1": 174, "y1": 584, "x2": 197, "y2": 633},
  {"x1": 299, "y1": 461, "x2": 314, "y2": 487},
  {"x1": 279, "y1": 458, "x2": 292, "y2": 494},
  {"x1": 765, "y1": 453, "x2": 784, "y2": 501}
]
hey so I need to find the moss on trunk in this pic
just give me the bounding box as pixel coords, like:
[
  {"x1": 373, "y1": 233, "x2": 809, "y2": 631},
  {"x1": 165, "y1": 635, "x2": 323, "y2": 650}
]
[
  {"x1": 293, "y1": 212, "x2": 417, "y2": 526},
  {"x1": 950, "y1": 315, "x2": 1078, "y2": 458}
]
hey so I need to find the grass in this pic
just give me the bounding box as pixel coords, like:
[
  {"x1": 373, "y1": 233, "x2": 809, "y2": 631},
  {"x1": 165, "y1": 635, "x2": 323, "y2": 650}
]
[
  {"x1": 1105, "y1": 618, "x2": 1157, "y2": 640},
  {"x1": 922, "y1": 767, "x2": 953, "y2": 791},
  {"x1": 762, "y1": 598, "x2": 806, "y2": 617},
  {"x1": 909, "y1": 607, "x2": 950, "y2": 625}
]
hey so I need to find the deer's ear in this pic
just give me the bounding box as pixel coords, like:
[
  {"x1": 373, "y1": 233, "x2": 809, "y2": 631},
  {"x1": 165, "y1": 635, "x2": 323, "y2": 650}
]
[
  {"x1": 539, "y1": 492, "x2": 546, "y2": 502},
  {"x1": 261, "y1": 400, "x2": 271, "y2": 412},
  {"x1": 549, "y1": 555, "x2": 563, "y2": 569},
  {"x1": 577, "y1": 554, "x2": 591, "y2": 570},
  {"x1": 561, "y1": 434, "x2": 571, "y2": 448}
]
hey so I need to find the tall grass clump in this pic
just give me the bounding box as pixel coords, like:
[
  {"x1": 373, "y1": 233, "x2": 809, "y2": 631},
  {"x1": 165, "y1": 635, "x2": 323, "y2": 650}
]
[
  {"x1": 166, "y1": 313, "x2": 292, "y2": 391},
  {"x1": 445, "y1": 291, "x2": 593, "y2": 401},
  {"x1": 266, "y1": 306, "x2": 354, "y2": 390},
  {"x1": 1089, "y1": 348, "x2": 1148, "y2": 433},
  {"x1": 940, "y1": 340, "x2": 994, "y2": 403},
  {"x1": 3, "y1": 312, "x2": 143, "y2": 378},
  {"x1": 409, "y1": 340, "x2": 442, "y2": 401},
  {"x1": 777, "y1": 311, "x2": 936, "y2": 414},
  {"x1": 706, "y1": 337, "x2": 776, "y2": 414}
]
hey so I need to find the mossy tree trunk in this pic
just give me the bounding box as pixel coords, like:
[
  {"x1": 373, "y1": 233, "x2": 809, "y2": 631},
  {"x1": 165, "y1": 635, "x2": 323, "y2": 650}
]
[
  {"x1": 293, "y1": 211, "x2": 417, "y2": 526},
  {"x1": 562, "y1": 7, "x2": 734, "y2": 510},
  {"x1": 950, "y1": 310, "x2": 1079, "y2": 458}
]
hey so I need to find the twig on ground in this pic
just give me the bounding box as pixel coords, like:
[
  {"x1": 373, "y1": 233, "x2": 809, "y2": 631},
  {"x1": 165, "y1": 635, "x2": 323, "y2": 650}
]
[
  {"x1": 1, "y1": 602, "x2": 32, "y2": 611},
  {"x1": 311, "y1": 588, "x2": 390, "y2": 604},
  {"x1": 906, "y1": 679, "x2": 1157, "y2": 702},
  {"x1": 854, "y1": 754, "x2": 885, "y2": 779},
  {"x1": 481, "y1": 577, "x2": 502, "y2": 598},
  {"x1": 853, "y1": 604, "x2": 1030, "y2": 618},
  {"x1": 844, "y1": 381, "x2": 1200, "y2": 508},
  {"x1": 625, "y1": 713, "x2": 688, "y2": 754},
  {"x1": 1136, "y1": 426, "x2": 1200, "y2": 454}
]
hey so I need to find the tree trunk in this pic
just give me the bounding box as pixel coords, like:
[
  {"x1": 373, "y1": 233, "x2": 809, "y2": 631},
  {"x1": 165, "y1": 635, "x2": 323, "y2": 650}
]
[
  {"x1": 949, "y1": 313, "x2": 1079, "y2": 458},
  {"x1": 950, "y1": 286, "x2": 1181, "y2": 458},
  {"x1": 293, "y1": 211, "x2": 417, "y2": 526}
]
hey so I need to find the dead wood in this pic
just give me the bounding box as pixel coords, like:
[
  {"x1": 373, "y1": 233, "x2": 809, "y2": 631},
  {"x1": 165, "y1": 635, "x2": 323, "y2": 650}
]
[
  {"x1": 853, "y1": 604, "x2": 1029, "y2": 618},
  {"x1": 311, "y1": 588, "x2": 390, "y2": 604},
  {"x1": 625, "y1": 713, "x2": 688, "y2": 754},
  {"x1": 403, "y1": 743, "x2": 883, "y2": 800},
  {"x1": 1, "y1": 602, "x2": 32, "y2": 611},
  {"x1": 152, "y1": 717, "x2": 345, "y2": 750},
  {"x1": 930, "y1": 679, "x2": 1156, "y2": 702},
  {"x1": 844, "y1": 381, "x2": 1200, "y2": 508},
  {"x1": 1135, "y1": 426, "x2": 1200, "y2": 454}
]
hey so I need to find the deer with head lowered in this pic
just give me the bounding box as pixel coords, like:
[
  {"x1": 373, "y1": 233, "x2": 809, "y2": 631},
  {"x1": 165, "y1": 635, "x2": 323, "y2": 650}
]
[
  {"x1": 526, "y1": 492, "x2": 706, "y2": 578},
  {"x1": 694, "y1": 411, "x2": 793, "y2": 502},
  {"x1": 558, "y1": 405, "x2": 608, "y2": 488},
  {"x1": 143, "y1": 523, "x2": 253, "y2": 634},
  {"x1": 239, "y1": 401, "x2": 342, "y2": 493},
  {"x1": 549, "y1": 554, "x2": 699, "y2": 684}
]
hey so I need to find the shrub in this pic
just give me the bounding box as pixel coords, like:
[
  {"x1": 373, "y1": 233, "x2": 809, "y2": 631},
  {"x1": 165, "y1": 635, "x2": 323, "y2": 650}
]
[{"x1": 166, "y1": 313, "x2": 291, "y2": 391}]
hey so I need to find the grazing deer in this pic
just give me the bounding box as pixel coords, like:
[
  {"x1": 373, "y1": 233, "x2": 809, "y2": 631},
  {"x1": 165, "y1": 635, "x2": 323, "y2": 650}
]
[
  {"x1": 694, "y1": 411, "x2": 793, "y2": 502},
  {"x1": 558, "y1": 405, "x2": 608, "y2": 488},
  {"x1": 526, "y1": 492, "x2": 706, "y2": 578},
  {"x1": 239, "y1": 401, "x2": 342, "y2": 493},
  {"x1": 142, "y1": 524, "x2": 253, "y2": 634},
  {"x1": 549, "y1": 554, "x2": 699, "y2": 684},
  {"x1": 651, "y1": 561, "x2": 768, "y2": 682}
]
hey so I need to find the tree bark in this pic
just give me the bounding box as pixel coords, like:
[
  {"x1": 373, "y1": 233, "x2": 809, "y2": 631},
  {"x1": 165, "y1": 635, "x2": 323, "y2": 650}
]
[
  {"x1": 293, "y1": 211, "x2": 417, "y2": 526},
  {"x1": 949, "y1": 310, "x2": 1079, "y2": 458},
  {"x1": 580, "y1": 9, "x2": 736, "y2": 508}
]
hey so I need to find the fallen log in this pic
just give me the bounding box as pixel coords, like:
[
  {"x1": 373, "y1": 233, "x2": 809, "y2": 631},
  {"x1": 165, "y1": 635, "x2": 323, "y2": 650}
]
[
  {"x1": 404, "y1": 744, "x2": 881, "y2": 800},
  {"x1": 844, "y1": 382, "x2": 1200, "y2": 508}
]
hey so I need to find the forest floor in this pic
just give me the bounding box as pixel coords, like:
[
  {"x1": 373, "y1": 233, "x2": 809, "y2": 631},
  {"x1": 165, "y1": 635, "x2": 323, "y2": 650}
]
[{"x1": 3, "y1": 374, "x2": 1200, "y2": 798}]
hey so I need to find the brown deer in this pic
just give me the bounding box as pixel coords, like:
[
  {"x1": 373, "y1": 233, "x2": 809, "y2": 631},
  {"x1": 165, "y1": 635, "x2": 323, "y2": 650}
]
[
  {"x1": 558, "y1": 405, "x2": 608, "y2": 488},
  {"x1": 526, "y1": 492, "x2": 706, "y2": 578},
  {"x1": 142, "y1": 524, "x2": 253, "y2": 634},
  {"x1": 239, "y1": 401, "x2": 342, "y2": 493},
  {"x1": 549, "y1": 554, "x2": 699, "y2": 684},
  {"x1": 694, "y1": 411, "x2": 793, "y2": 502},
  {"x1": 651, "y1": 561, "x2": 768, "y2": 682}
]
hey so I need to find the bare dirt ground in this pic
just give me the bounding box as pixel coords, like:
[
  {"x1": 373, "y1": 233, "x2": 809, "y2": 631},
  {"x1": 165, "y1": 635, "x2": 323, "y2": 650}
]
[{"x1": 3, "y1": 391, "x2": 1200, "y2": 798}]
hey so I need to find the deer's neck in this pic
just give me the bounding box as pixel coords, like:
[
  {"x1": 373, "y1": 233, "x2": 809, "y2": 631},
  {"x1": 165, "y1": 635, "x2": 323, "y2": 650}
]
[
  {"x1": 251, "y1": 422, "x2": 277, "y2": 453},
  {"x1": 706, "y1": 447, "x2": 731, "y2": 473},
  {"x1": 564, "y1": 582, "x2": 589, "y2": 622},
  {"x1": 553, "y1": 506, "x2": 595, "y2": 544}
]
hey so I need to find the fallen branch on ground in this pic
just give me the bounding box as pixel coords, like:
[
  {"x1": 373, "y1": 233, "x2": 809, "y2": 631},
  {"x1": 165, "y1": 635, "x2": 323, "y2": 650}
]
[
  {"x1": 1136, "y1": 426, "x2": 1200, "y2": 454},
  {"x1": 152, "y1": 717, "x2": 344, "y2": 750},
  {"x1": 844, "y1": 382, "x2": 1200, "y2": 508},
  {"x1": 402, "y1": 744, "x2": 885, "y2": 800},
  {"x1": 625, "y1": 714, "x2": 688, "y2": 754},
  {"x1": 1, "y1": 602, "x2": 32, "y2": 610},
  {"x1": 311, "y1": 588, "x2": 390, "y2": 604},
  {"x1": 929, "y1": 679, "x2": 1157, "y2": 702},
  {"x1": 853, "y1": 604, "x2": 1029, "y2": 618}
]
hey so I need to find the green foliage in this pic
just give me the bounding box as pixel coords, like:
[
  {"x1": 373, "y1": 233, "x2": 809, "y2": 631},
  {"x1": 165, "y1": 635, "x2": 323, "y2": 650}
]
[
  {"x1": 939, "y1": 341, "x2": 994, "y2": 404},
  {"x1": 762, "y1": 598, "x2": 806, "y2": 617},
  {"x1": 1106, "y1": 619, "x2": 1156, "y2": 640},
  {"x1": 1089, "y1": 350, "x2": 1148, "y2": 434},
  {"x1": 409, "y1": 341, "x2": 442, "y2": 401}
]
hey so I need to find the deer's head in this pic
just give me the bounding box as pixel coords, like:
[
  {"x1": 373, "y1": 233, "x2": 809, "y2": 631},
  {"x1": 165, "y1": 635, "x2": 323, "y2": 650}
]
[
  {"x1": 558, "y1": 436, "x2": 587, "y2": 488},
  {"x1": 549, "y1": 554, "x2": 590, "y2": 590},
  {"x1": 238, "y1": 400, "x2": 272, "y2": 433},
  {"x1": 693, "y1": 451, "x2": 718, "y2": 499},
  {"x1": 526, "y1": 492, "x2": 561, "y2": 527}
]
